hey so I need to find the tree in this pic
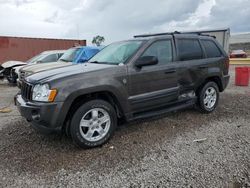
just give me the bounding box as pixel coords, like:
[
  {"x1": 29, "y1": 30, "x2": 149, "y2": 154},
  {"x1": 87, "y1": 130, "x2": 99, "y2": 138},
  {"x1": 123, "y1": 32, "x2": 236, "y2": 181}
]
[{"x1": 92, "y1": 35, "x2": 105, "y2": 46}]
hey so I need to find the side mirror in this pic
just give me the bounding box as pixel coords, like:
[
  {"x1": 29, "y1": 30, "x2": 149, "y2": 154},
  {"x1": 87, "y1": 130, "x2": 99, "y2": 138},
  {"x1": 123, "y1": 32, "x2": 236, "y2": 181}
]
[{"x1": 135, "y1": 56, "x2": 158, "y2": 68}]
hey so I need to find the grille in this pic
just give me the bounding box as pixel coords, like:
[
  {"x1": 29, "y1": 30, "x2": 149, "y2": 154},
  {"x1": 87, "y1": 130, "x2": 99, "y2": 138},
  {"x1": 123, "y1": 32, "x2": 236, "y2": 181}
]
[{"x1": 21, "y1": 82, "x2": 33, "y2": 101}]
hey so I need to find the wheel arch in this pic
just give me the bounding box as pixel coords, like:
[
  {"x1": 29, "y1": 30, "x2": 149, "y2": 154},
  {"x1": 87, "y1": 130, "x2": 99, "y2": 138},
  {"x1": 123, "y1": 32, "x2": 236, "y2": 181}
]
[
  {"x1": 62, "y1": 90, "x2": 125, "y2": 133},
  {"x1": 197, "y1": 76, "x2": 223, "y2": 94}
]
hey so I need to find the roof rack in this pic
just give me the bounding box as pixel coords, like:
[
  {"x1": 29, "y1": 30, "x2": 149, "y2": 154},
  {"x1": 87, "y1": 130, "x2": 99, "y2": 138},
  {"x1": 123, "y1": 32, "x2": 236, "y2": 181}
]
[
  {"x1": 134, "y1": 31, "x2": 180, "y2": 38},
  {"x1": 134, "y1": 31, "x2": 216, "y2": 38}
]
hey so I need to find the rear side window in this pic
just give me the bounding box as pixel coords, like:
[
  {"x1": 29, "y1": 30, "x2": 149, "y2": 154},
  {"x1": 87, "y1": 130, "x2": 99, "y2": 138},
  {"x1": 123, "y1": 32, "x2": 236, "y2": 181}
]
[
  {"x1": 141, "y1": 40, "x2": 172, "y2": 64},
  {"x1": 201, "y1": 40, "x2": 222, "y2": 58},
  {"x1": 42, "y1": 54, "x2": 58, "y2": 62},
  {"x1": 177, "y1": 39, "x2": 203, "y2": 61}
]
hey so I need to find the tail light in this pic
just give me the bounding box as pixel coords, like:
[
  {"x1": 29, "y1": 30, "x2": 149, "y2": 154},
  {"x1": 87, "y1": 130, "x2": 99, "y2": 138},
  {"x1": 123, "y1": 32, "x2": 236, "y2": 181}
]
[
  {"x1": 225, "y1": 56, "x2": 230, "y2": 70},
  {"x1": 223, "y1": 56, "x2": 230, "y2": 75}
]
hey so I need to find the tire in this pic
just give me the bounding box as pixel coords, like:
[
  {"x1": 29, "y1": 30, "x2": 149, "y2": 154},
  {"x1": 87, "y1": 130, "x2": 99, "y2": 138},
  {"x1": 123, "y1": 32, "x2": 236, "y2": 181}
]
[
  {"x1": 197, "y1": 81, "x2": 219, "y2": 113},
  {"x1": 6, "y1": 69, "x2": 17, "y2": 84},
  {"x1": 6, "y1": 76, "x2": 17, "y2": 84},
  {"x1": 70, "y1": 99, "x2": 117, "y2": 148}
]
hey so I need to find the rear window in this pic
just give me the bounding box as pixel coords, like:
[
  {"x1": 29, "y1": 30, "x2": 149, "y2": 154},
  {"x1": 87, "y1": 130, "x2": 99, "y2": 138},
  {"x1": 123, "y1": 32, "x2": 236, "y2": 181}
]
[
  {"x1": 201, "y1": 40, "x2": 222, "y2": 58},
  {"x1": 177, "y1": 39, "x2": 203, "y2": 61}
]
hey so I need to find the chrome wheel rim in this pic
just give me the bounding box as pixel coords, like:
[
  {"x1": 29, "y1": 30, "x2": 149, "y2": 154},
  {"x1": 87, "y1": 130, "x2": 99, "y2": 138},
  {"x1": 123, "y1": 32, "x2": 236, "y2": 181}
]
[
  {"x1": 79, "y1": 108, "x2": 111, "y2": 142},
  {"x1": 203, "y1": 87, "x2": 217, "y2": 109}
]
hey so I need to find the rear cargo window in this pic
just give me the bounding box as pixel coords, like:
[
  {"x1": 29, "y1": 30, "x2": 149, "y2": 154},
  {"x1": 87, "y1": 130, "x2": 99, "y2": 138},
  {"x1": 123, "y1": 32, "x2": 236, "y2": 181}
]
[
  {"x1": 177, "y1": 39, "x2": 203, "y2": 61},
  {"x1": 201, "y1": 40, "x2": 222, "y2": 58},
  {"x1": 141, "y1": 40, "x2": 172, "y2": 64}
]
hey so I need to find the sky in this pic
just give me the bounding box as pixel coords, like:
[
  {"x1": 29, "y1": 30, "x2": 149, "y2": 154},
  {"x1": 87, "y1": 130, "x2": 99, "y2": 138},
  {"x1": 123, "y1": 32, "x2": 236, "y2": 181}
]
[{"x1": 0, "y1": 0, "x2": 250, "y2": 45}]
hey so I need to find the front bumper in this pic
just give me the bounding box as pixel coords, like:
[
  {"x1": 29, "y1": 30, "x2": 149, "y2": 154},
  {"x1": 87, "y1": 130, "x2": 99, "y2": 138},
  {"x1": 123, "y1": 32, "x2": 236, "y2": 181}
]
[{"x1": 15, "y1": 94, "x2": 64, "y2": 134}]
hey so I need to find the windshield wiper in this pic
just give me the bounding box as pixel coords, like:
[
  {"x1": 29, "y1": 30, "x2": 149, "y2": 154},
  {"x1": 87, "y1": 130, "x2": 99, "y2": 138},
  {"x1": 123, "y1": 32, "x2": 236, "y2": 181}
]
[
  {"x1": 89, "y1": 61, "x2": 101, "y2": 64},
  {"x1": 89, "y1": 61, "x2": 117, "y2": 65}
]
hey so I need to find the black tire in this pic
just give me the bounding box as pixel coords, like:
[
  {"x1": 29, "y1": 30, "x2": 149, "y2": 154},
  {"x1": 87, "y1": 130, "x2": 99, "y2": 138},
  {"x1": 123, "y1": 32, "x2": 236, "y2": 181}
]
[
  {"x1": 197, "y1": 81, "x2": 219, "y2": 113},
  {"x1": 70, "y1": 99, "x2": 117, "y2": 149},
  {"x1": 6, "y1": 76, "x2": 17, "y2": 84},
  {"x1": 6, "y1": 69, "x2": 17, "y2": 84}
]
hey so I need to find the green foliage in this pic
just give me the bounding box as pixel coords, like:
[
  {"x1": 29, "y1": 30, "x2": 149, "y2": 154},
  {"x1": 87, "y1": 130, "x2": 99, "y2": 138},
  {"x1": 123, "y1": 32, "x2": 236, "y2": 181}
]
[{"x1": 92, "y1": 35, "x2": 105, "y2": 46}]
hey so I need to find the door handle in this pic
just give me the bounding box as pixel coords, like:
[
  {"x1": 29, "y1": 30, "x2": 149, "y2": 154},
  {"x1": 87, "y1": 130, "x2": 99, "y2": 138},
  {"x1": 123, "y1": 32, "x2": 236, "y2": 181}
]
[{"x1": 165, "y1": 69, "x2": 176, "y2": 74}]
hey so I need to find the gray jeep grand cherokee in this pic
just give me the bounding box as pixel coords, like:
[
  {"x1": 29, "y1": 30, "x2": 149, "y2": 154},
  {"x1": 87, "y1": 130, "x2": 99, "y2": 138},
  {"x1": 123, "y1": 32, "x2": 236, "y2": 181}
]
[{"x1": 15, "y1": 32, "x2": 230, "y2": 148}]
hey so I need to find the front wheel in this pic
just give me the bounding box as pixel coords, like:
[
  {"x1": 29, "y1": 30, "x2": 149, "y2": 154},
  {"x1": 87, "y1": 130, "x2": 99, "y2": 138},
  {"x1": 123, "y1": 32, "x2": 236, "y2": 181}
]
[
  {"x1": 70, "y1": 100, "x2": 117, "y2": 148},
  {"x1": 197, "y1": 81, "x2": 219, "y2": 113},
  {"x1": 6, "y1": 69, "x2": 17, "y2": 84}
]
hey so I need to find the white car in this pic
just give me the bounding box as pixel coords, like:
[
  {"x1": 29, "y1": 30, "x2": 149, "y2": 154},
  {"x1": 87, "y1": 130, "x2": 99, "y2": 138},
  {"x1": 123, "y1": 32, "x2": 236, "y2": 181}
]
[{"x1": 0, "y1": 50, "x2": 65, "y2": 84}]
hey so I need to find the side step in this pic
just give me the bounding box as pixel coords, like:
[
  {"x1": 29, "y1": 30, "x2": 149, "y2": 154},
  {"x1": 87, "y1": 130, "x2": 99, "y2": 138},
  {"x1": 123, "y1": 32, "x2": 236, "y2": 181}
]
[{"x1": 130, "y1": 99, "x2": 196, "y2": 121}]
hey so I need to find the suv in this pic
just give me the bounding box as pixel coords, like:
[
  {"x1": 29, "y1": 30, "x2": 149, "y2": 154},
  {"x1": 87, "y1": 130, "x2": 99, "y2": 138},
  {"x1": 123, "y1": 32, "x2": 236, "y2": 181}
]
[{"x1": 15, "y1": 33, "x2": 230, "y2": 148}]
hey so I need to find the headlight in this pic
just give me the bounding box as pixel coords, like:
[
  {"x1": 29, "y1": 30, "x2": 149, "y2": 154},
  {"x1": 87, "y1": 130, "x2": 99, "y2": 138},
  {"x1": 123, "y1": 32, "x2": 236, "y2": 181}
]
[{"x1": 32, "y1": 84, "x2": 57, "y2": 102}]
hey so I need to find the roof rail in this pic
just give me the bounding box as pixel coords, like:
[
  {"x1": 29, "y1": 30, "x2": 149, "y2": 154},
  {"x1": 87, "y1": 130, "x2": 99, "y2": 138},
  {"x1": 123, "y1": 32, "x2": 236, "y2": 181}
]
[
  {"x1": 134, "y1": 31, "x2": 216, "y2": 38},
  {"x1": 134, "y1": 31, "x2": 180, "y2": 38}
]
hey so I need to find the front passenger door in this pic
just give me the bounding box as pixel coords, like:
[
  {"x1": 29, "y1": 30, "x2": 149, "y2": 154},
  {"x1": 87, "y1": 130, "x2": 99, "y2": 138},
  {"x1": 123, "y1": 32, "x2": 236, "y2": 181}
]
[{"x1": 128, "y1": 39, "x2": 179, "y2": 112}]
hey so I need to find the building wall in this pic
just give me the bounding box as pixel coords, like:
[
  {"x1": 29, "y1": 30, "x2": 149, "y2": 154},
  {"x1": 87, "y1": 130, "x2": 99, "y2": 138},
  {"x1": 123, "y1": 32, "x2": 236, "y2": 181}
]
[{"x1": 0, "y1": 36, "x2": 86, "y2": 64}]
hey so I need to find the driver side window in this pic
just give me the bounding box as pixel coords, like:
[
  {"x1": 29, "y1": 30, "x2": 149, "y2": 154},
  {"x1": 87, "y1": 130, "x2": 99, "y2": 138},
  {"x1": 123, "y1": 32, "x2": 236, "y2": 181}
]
[{"x1": 141, "y1": 40, "x2": 173, "y2": 64}]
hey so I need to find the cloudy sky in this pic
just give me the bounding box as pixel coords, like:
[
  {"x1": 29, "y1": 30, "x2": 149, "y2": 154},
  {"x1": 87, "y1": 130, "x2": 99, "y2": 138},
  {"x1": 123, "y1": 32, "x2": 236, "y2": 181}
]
[{"x1": 0, "y1": 0, "x2": 250, "y2": 45}]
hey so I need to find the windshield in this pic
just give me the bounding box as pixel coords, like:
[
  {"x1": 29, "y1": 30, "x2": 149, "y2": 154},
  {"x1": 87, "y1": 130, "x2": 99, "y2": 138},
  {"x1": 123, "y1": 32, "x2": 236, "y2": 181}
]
[
  {"x1": 26, "y1": 53, "x2": 46, "y2": 64},
  {"x1": 59, "y1": 48, "x2": 81, "y2": 62},
  {"x1": 89, "y1": 41, "x2": 142, "y2": 65}
]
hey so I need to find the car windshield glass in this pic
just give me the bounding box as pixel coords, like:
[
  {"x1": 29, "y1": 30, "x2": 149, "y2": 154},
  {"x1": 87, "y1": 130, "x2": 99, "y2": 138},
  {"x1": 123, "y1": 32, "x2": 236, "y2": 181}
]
[
  {"x1": 89, "y1": 41, "x2": 143, "y2": 65},
  {"x1": 26, "y1": 53, "x2": 46, "y2": 64},
  {"x1": 59, "y1": 48, "x2": 80, "y2": 62}
]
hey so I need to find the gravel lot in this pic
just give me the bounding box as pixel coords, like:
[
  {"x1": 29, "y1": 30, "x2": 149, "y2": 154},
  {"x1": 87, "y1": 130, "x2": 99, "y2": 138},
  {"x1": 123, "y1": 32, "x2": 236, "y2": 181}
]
[{"x1": 0, "y1": 66, "x2": 249, "y2": 187}]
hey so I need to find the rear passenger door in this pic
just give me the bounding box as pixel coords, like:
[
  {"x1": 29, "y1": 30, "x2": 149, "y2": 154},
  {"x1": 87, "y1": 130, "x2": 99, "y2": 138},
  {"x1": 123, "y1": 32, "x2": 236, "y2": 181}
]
[
  {"x1": 128, "y1": 39, "x2": 179, "y2": 112},
  {"x1": 174, "y1": 37, "x2": 206, "y2": 94}
]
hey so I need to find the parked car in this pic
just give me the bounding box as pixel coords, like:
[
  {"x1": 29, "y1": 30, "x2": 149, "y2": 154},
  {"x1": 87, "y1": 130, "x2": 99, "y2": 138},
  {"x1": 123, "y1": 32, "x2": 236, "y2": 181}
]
[
  {"x1": 18, "y1": 46, "x2": 101, "y2": 83},
  {"x1": 0, "y1": 50, "x2": 65, "y2": 84},
  {"x1": 230, "y1": 50, "x2": 247, "y2": 58},
  {"x1": 15, "y1": 32, "x2": 230, "y2": 148}
]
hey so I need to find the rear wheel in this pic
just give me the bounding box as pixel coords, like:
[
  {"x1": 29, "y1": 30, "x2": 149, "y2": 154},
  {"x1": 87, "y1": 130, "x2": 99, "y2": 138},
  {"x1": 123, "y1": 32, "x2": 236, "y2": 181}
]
[
  {"x1": 197, "y1": 81, "x2": 219, "y2": 113},
  {"x1": 70, "y1": 100, "x2": 117, "y2": 148}
]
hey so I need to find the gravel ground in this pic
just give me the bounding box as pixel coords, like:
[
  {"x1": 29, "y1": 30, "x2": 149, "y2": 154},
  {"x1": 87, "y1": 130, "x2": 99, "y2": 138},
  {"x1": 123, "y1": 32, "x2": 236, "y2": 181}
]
[{"x1": 0, "y1": 66, "x2": 249, "y2": 187}]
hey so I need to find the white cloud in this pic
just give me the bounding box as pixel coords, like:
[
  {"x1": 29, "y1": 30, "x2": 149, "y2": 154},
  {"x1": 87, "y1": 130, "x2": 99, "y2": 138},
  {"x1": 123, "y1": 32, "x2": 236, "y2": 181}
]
[{"x1": 0, "y1": 0, "x2": 249, "y2": 45}]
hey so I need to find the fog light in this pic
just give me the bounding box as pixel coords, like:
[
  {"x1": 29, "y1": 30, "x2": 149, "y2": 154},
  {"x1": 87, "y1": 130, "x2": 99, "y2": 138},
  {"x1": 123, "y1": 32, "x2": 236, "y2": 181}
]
[{"x1": 31, "y1": 110, "x2": 40, "y2": 121}]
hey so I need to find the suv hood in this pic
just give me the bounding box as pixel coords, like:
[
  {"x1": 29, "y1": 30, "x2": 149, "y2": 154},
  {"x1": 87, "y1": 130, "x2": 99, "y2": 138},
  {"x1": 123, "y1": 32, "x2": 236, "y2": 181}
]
[
  {"x1": 1, "y1": 61, "x2": 27, "y2": 68},
  {"x1": 26, "y1": 63, "x2": 116, "y2": 83},
  {"x1": 21, "y1": 61, "x2": 71, "y2": 74}
]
